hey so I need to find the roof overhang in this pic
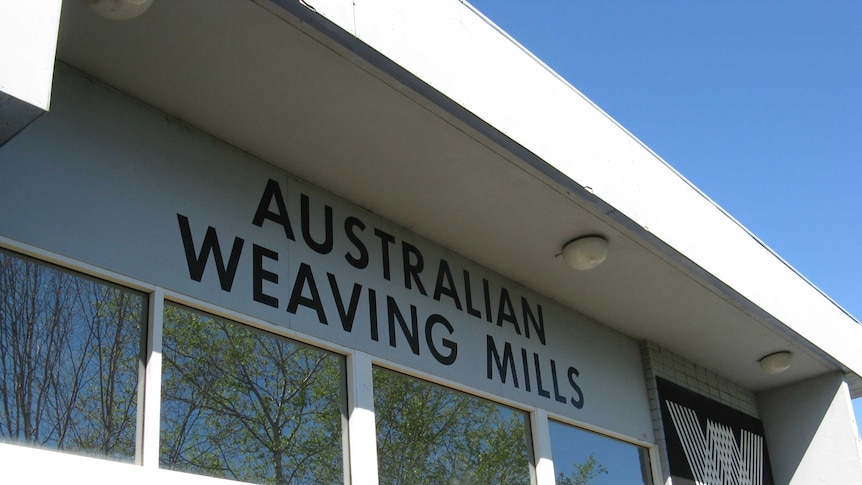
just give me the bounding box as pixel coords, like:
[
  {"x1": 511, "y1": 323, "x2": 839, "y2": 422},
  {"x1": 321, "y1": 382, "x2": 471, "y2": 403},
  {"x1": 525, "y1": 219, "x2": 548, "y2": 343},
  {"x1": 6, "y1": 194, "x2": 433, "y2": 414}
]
[{"x1": 53, "y1": 0, "x2": 861, "y2": 395}]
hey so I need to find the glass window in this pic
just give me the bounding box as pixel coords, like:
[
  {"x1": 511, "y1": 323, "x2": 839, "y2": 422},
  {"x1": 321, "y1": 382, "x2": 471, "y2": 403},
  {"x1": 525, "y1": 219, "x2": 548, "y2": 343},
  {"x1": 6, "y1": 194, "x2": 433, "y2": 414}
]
[
  {"x1": 0, "y1": 249, "x2": 146, "y2": 461},
  {"x1": 549, "y1": 420, "x2": 652, "y2": 485},
  {"x1": 373, "y1": 366, "x2": 533, "y2": 485},
  {"x1": 159, "y1": 303, "x2": 347, "y2": 484}
]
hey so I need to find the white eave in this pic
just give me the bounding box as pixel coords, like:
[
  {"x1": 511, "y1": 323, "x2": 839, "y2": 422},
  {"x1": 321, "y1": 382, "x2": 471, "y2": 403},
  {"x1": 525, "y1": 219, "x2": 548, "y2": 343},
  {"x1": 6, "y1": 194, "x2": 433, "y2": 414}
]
[{"x1": 52, "y1": 0, "x2": 861, "y2": 395}]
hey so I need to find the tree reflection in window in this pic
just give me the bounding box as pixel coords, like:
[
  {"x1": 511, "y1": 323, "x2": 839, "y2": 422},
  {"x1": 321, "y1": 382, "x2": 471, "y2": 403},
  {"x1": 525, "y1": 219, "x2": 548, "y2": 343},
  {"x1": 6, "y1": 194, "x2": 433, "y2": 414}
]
[
  {"x1": 0, "y1": 249, "x2": 145, "y2": 461},
  {"x1": 159, "y1": 304, "x2": 347, "y2": 484},
  {"x1": 549, "y1": 420, "x2": 652, "y2": 485},
  {"x1": 373, "y1": 366, "x2": 533, "y2": 485}
]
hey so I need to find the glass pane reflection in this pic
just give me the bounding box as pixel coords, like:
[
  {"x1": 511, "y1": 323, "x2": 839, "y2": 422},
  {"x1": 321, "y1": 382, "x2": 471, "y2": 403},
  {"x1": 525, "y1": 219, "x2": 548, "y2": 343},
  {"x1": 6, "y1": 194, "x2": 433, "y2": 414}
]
[
  {"x1": 549, "y1": 420, "x2": 652, "y2": 485},
  {"x1": 373, "y1": 367, "x2": 533, "y2": 485},
  {"x1": 160, "y1": 304, "x2": 347, "y2": 484},
  {"x1": 0, "y1": 249, "x2": 145, "y2": 462}
]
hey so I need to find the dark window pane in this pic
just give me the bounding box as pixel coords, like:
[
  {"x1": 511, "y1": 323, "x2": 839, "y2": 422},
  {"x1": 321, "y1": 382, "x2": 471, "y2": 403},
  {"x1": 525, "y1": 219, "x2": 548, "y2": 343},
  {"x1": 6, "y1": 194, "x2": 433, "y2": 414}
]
[
  {"x1": 373, "y1": 366, "x2": 533, "y2": 485},
  {"x1": 0, "y1": 249, "x2": 145, "y2": 461},
  {"x1": 550, "y1": 420, "x2": 652, "y2": 485},
  {"x1": 160, "y1": 303, "x2": 346, "y2": 484}
]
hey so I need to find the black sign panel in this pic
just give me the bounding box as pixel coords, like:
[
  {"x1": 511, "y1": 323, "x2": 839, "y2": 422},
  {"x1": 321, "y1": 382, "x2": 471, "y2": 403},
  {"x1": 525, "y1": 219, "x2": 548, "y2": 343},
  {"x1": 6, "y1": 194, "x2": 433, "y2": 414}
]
[{"x1": 657, "y1": 378, "x2": 774, "y2": 485}]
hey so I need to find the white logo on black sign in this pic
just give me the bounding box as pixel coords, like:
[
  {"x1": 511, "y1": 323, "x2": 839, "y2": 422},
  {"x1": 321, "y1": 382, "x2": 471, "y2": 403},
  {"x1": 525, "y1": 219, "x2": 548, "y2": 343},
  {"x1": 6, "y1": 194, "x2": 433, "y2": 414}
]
[{"x1": 666, "y1": 400, "x2": 764, "y2": 485}]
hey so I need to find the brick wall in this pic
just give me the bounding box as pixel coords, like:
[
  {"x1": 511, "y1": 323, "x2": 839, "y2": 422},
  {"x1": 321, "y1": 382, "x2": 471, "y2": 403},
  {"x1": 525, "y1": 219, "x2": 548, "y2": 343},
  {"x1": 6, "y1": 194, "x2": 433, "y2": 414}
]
[{"x1": 641, "y1": 341, "x2": 760, "y2": 483}]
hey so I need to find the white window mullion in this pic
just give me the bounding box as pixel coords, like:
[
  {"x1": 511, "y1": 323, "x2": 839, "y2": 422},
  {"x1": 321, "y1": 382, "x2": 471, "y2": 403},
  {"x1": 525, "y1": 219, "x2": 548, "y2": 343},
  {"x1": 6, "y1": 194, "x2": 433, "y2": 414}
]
[
  {"x1": 532, "y1": 408, "x2": 556, "y2": 485},
  {"x1": 346, "y1": 351, "x2": 379, "y2": 485},
  {"x1": 140, "y1": 287, "x2": 165, "y2": 468}
]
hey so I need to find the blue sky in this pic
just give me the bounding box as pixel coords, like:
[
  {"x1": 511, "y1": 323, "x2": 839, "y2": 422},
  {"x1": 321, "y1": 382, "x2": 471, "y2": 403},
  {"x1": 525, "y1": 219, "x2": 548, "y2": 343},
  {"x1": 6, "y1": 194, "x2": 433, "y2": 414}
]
[{"x1": 467, "y1": 0, "x2": 861, "y2": 437}]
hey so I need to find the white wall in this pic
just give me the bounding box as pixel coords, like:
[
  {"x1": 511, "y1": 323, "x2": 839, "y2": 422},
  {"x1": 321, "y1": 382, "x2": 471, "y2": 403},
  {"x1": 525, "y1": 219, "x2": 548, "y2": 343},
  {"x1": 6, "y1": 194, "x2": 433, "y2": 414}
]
[
  {"x1": 0, "y1": 444, "x2": 238, "y2": 485},
  {"x1": 759, "y1": 372, "x2": 862, "y2": 484},
  {"x1": 0, "y1": 1, "x2": 62, "y2": 110},
  {"x1": 0, "y1": 64, "x2": 654, "y2": 442}
]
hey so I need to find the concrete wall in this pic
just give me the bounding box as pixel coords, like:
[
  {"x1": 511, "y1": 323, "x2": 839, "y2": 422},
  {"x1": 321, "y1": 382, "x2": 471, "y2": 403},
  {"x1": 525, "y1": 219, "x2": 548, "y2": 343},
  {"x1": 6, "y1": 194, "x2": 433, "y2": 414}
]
[{"x1": 759, "y1": 372, "x2": 862, "y2": 484}]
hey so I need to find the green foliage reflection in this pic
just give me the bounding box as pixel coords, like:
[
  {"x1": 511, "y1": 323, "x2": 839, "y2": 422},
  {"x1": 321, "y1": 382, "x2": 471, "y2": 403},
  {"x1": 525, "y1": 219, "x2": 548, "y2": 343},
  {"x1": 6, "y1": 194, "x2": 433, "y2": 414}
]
[
  {"x1": 373, "y1": 367, "x2": 532, "y2": 485},
  {"x1": 556, "y1": 453, "x2": 609, "y2": 485},
  {"x1": 159, "y1": 304, "x2": 345, "y2": 484}
]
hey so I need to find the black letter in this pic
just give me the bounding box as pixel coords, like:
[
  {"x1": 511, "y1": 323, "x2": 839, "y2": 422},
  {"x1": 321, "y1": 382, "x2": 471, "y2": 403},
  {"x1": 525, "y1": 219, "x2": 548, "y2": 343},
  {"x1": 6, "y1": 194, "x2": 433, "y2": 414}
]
[
  {"x1": 327, "y1": 273, "x2": 362, "y2": 333},
  {"x1": 534, "y1": 353, "x2": 551, "y2": 398},
  {"x1": 402, "y1": 241, "x2": 427, "y2": 295},
  {"x1": 521, "y1": 298, "x2": 546, "y2": 345},
  {"x1": 568, "y1": 367, "x2": 584, "y2": 409},
  {"x1": 177, "y1": 214, "x2": 244, "y2": 292},
  {"x1": 344, "y1": 216, "x2": 369, "y2": 269},
  {"x1": 387, "y1": 297, "x2": 420, "y2": 355},
  {"x1": 463, "y1": 270, "x2": 483, "y2": 319},
  {"x1": 520, "y1": 348, "x2": 532, "y2": 392},
  {"x1": 483, "y1": 279, "x2": 493, "y2": 323},
  {"x1": 300, "y1": 193, "x2": 334, "y2": 254},
  {"x1": 374, "y1": 228, "x2": 395, "y2": 280},
  {"x1": 496, "y1": 288, "x2": 522, "y2": 336},
  {"x1": 369, "y1": 288, "x2": 379, "y2": 341},
  {"x1": 253, "y1": 244, "x2": 279, "y2": 308},
  {"x1": 433, "y1": 259, "x2": 462, "y2": 310},
  {"x1": 486, "y1": 336, "x2": 518, "y2": 388},
  {"x1": 252, "y1": 179, "x2": 294, "y2": 240},
  {"x1": 287, "y1": 263, "x2": 328, "y2": 324},
  {"x1": 425, "y1": 314, "x2": 457, "y2": 365},
  {"x1": 550, "y1": 359, "x2": 567, "y2": 404}
]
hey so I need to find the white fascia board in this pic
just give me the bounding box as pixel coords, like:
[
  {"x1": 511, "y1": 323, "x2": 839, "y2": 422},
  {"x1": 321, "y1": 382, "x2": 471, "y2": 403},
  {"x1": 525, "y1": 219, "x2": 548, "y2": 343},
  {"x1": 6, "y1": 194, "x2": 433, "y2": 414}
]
[
  {"x1": 299, "y1": 0, "x2": 862, "y2": 376},
  {"x1": 0, "y1": 0, "x2": 62, "y2": 110}
]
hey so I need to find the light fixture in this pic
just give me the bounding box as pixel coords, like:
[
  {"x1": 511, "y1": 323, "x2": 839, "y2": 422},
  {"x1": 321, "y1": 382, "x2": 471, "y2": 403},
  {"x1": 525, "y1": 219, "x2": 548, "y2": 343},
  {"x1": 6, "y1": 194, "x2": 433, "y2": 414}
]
[
  {"x1": 561, "y1": 236, "x2": 608, "y2": 271},
  {"x1": 759, "y1": 351, "x2": 792, "y2": 374},
  {"x1": 89, "y1": 0, "x2": 154, "y2": 20}
]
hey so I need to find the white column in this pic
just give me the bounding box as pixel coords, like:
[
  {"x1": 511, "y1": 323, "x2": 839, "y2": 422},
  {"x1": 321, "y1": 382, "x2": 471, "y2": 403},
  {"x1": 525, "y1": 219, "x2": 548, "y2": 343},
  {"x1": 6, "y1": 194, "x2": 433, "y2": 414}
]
[
  {"x1": 759, "y1": 372, "x2": 862, "y2": 484},
  {"x1": 346, "y1": 351, "x2": 379, "y2": 485},
  {"x1": 140, "y1": 287, "x2": 165, "y2": 467},
  {"x1": 531, "y1": 409, "x2": 556, "y2": 485}
]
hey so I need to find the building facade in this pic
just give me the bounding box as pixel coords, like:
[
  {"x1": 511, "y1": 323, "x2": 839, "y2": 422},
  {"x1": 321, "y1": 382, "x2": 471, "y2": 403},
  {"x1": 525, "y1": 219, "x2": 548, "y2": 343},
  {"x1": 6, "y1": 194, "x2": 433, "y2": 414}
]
[{"x1": 1, "y1": 1, "x2": 861, "y2": 484}]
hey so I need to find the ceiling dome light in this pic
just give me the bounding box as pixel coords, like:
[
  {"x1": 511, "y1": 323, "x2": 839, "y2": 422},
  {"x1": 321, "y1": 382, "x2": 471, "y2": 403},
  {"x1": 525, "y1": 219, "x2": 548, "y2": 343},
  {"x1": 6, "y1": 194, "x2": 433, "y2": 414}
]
[
  {"x1": 562, "y1": 236, "x2": 608, "y2": 271},
  {"x1": 89, "y1": 0, "x2": 154, "y2": 20},
  {"x1": 759, "y1": 351, "x2": 792, "y2": 374}
]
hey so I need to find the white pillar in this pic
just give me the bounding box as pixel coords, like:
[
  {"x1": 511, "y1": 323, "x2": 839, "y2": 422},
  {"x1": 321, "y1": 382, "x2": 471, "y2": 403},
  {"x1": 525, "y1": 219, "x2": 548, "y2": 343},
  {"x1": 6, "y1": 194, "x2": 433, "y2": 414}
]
[
  {"x1": 346, "y1": 351, "x2": 380, "y2": 485},
  {"x1": 759, "y1": 372, "x2": 862, "y2": 484}
]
